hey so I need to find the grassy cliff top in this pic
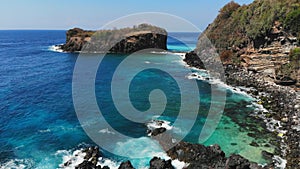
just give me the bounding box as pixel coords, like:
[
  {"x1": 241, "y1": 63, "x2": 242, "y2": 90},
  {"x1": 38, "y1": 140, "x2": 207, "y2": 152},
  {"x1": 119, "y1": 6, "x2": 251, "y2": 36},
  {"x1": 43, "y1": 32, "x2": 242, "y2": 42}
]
[
  {"x1": 66, "y1": 24, "x2": 167, "y2": 42},
  {"x1": 201, "y1": 0, "x2": 300, "y2": 52}
]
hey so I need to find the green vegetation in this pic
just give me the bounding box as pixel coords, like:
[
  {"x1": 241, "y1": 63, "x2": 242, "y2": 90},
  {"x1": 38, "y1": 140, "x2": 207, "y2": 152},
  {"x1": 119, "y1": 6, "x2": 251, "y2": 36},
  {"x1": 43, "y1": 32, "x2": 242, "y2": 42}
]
[
  {"x1": 63, "y1": 24, "x2": 167, "y2": 52},
  {"x1": 284, "y1": 7, "x2": 300, "y2": 42},
  {"x1": 202, "y1": 0, "x2": 300, "y2": 54},
  {"x1": 90, "y1": 24, "x2": 167, "y2": 42},
  {"x1": 289, "y1": 47, "x2": 300, "y2": 65},
  {"x1": 276, "y1": 47, "x2": 300, "y2": 80}
]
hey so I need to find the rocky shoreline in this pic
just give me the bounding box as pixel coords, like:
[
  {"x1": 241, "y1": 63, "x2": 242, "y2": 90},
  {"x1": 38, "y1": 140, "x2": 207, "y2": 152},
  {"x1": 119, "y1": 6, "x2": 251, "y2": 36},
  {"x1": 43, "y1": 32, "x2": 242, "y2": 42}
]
[
  {"x1": 63, "y1": 126, "x2": 267, "y2": 169},
  {"x1": 183, "y1": 50, "x2": 299, "y2": 168},
  {"x1": 60, "y1": 50, "x2": 299, "y2": 169},
  {"x1": 61, "y1": 53, "x2": 300, "y2": 169},
  {"x1": 224, "y1": 65, "x2": 300, "y2": 169}
]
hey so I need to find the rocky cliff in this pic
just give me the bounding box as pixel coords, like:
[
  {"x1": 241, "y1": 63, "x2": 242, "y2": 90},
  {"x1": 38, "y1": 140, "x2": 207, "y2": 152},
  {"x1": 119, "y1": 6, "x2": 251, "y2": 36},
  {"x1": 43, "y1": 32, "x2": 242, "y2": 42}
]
[
  {"x1": 60, "y1": 24, "x2": 167, "y2": 53},
  {"x1": 186, "y1": 0, "x2": 300, "y2": 87},
  {"x1": 183, "y1": 1, "x2": 300, "y2": 168}
]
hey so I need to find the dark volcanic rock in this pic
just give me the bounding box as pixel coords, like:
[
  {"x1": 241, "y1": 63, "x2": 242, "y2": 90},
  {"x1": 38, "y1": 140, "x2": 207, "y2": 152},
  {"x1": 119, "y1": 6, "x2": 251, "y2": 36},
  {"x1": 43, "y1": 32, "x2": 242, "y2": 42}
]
[
  {"x1": 183, "y1": 51, "x2": 205, "y2": 69},
  {"x1": 149, "y1": 157, "x2": 174, "y2": 169},
  {"x1": 146, "y1": 120, "x2": 265, "y2": 169},
  {"x1": 226, "y1": 154, "x2": 252, "y2": 169},
  {"x1": 70, "y1": 146, "x2": 103, "y2": 169},
  {"x1": 250, "y1": 141, "x2": 259, "y2": 147},
  {"x1": 261, "y1": 150, "x2": 274, "y2": 161},
  {"x1": 118, "y1": 161, "x2": 135, "y2": 169},
  {"x1": 151, "y1": 127, "x2": 167, "y2": 136},
  {"x1": 167, "y1": 142, "x2": 227, "y2": 168}
]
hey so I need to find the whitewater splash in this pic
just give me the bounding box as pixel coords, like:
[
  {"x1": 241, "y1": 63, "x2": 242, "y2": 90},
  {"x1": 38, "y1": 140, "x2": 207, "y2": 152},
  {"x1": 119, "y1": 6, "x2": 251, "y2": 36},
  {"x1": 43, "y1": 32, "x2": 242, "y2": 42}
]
[
  {"x1": 0, "y1": 159, "x2": 34, "y2": 169},
  {"x1": 57, "y1": 142, "x2": 188, "y2": 169},
  {"x1": 146, "y1": 119, "x2": 173, "y2": 131},
  {"x1": 49, "y1": 44, "x2": 65, "y2": 53},
  {"x1": 186, "y1": 72, "x2": 254, "y2": 98},
  {"x1": 56, "y1": 148, "x2": 120, "y2": 169}
]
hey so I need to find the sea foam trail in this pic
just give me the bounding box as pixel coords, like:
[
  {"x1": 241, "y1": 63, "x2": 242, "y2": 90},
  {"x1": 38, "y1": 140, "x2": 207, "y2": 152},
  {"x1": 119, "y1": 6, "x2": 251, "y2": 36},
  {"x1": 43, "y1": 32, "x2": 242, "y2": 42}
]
[
  {"x1": 186, "y1": 72, "x2": 254, "y2": 98},
  {"x1": 0, "y1": 159, "x2": 34, "y2": 169}
]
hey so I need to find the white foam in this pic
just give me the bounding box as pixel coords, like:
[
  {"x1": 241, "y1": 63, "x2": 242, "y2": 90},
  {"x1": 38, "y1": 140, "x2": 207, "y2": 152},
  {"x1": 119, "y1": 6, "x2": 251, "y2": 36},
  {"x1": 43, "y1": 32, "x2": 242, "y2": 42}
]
[
  {"x1": 146, "y1": 119, "x2": 173, "y2": 131},
  {"x1": 38, "y1": 129, "x2": 51, "y2": 133},
  {"x1": 114, "y1": 137, "x2": 167, "y2": 159},
  {"x1": 171, "y1": 52, "x2": 186, "y2": 58},
  {"x1": 99, "y1": 128, "x2": 116, "y2": 135},
  {"x1": 56, "y1": 149, "x2": 86, "y2": 169},
  {"x1": 149, "y1": 51, "x2": 170, "y2": 55},
  {"x1": 273, "y1": 155, "x2": 287, "y2": 169},
  {"x1": 186, "y1": 72, "x2": 253, "y2": 97},
  {"x1": 97, "y1": 157, "x2": 120, "y2": 169},
  {"x1": 49, "y1": 44, "x2": 65, "y2": 53},
  {"x1": 55, "y1": 141, "x2": 188, "y2": 169},
  {"x1": 172, "y1": 159, "x2": 189, "y2": 169},
  {"x1": 0, "y1": 159, "x2": 34, "y2": 169},
  {"x1": 56, "y1": 148, "x2": 123, "y2": 169}
]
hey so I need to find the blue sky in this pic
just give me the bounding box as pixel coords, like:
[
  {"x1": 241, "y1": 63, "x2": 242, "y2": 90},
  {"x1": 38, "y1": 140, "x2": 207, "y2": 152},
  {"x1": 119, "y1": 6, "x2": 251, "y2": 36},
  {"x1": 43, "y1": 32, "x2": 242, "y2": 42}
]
[{"x1": 0, "y1": 0, "x2": 253, "y2": 31}]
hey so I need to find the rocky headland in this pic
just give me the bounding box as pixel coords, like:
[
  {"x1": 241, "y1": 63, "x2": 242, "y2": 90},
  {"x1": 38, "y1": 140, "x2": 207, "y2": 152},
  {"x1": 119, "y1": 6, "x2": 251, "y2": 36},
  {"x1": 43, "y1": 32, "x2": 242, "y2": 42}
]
[
  {"x1": 58, "y1": 24, "x2": 167, "y2": 53},
  {"x1": 183, "y1": 0, "x2": 300, "y2": 168}
]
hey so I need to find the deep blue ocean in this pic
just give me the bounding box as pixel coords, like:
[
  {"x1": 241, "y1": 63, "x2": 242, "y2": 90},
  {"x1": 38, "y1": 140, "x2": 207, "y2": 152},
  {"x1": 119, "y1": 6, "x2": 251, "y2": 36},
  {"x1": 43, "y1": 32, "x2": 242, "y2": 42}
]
[{"x1": 0, "y1": 31, "x2": 277, "y2": 168}]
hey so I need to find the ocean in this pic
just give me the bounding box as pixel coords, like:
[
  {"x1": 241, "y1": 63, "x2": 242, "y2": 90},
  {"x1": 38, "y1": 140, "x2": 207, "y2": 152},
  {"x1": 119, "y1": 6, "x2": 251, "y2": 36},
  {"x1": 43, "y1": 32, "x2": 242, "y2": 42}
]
[{"x1": 0, "y1": 31, "x2": 277, "y2": 168}]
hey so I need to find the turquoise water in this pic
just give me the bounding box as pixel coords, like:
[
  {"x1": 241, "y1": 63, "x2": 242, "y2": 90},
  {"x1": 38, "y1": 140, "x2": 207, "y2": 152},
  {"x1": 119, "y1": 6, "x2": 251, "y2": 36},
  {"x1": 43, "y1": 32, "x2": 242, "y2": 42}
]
[{"x1": 0, "y1": 31, "x2": 277, "y2": 168}]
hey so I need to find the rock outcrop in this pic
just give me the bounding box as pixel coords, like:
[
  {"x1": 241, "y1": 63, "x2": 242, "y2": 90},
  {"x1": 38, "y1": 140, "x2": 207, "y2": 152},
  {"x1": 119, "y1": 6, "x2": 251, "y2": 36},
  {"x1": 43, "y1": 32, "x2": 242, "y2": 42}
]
[
  {"x1": 147, "y1": 126, "x2": 267, "y2": 169},
  {"x1": 149, "y1": 157, "x2": 174, "y2": 169},
  {"x1": 118, "y1": 161, "x2": 135, "y2": 169},
  {"x1": 60, "y1": 24, "x2": 167, "y2": 53}
]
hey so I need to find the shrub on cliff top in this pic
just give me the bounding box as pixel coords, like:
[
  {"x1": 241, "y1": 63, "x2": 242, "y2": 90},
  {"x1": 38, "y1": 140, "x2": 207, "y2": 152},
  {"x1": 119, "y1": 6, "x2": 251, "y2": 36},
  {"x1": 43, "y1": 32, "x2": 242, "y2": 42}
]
[
  {"x1": 284, "y1": 7, "x2": 300, "y2": 39},
  {"x1": 219, "y1": 1, "x2": 240, "y2": 19},
  {"x1": 201, "y1": 0, "x2": 300, "y2": 54},
  {"x1": 290, "y1": 47, "x2": 300, "y2": 63}
]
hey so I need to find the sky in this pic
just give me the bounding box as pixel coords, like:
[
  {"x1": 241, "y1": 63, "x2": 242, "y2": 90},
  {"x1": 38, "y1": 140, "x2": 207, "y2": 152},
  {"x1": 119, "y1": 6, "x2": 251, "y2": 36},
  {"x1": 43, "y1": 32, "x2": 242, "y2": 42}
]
[{"x1": 0, "y1": 0, "x2": 253, "y2": 31}]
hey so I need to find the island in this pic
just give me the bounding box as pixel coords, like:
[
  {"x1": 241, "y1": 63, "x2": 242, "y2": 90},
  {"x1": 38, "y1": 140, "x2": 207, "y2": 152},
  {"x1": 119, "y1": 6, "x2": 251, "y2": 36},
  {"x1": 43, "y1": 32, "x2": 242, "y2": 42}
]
[{"x1": 59, "y1": 24, "x2": 167, "y2": 53}]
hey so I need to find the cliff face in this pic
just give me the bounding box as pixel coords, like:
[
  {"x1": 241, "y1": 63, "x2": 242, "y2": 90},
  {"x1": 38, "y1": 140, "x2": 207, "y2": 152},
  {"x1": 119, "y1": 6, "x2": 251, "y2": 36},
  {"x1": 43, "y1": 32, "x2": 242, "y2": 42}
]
[
  {"x1": 187, "y1": 0, "x2": 300, "y2": 86},
  {"x1": 60, "y1": 24, "x2": 167, "y2": 53}
]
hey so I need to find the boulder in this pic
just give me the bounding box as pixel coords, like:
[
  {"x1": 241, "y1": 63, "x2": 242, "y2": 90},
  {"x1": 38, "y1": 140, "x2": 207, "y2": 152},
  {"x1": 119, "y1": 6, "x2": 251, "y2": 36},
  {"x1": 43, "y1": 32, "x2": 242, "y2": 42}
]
[{"x1": 149, "y1": 157, "x2": 174, "y2": 169}]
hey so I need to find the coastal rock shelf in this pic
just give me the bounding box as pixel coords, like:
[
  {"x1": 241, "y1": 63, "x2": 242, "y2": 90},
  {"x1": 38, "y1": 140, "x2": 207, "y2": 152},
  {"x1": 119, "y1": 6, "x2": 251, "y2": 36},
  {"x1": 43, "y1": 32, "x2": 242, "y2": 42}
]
[{"x1": 59, "y1": 24, "x2": 167, "y2": 53}]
